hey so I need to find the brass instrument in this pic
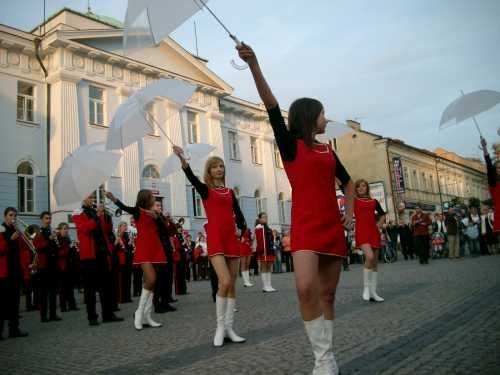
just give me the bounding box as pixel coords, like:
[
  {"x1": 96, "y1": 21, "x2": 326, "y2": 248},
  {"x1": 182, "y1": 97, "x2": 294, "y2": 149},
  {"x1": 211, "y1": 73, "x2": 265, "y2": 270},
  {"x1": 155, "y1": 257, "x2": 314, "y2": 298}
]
[
  {"x1": 13, "y1": 218, "x2": 41, "y2": 274},
  {"x1": 93, "y1": 202, "x2": 123, "y2": 217}
]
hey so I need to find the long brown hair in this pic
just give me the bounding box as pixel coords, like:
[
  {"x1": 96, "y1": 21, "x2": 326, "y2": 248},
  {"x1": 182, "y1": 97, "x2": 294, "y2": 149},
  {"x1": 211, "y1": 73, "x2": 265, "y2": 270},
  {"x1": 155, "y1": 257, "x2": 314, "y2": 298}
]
[
  {"x1": 136, "y1": 189, "x2": 154, "y2": 210},
  {"x1": 354, "y1": 179, "x2": 371, "y2": 198},
  {"x1": 288, "y1": 97, "x2": 324, "y2": 148},
  {"x1": 203, "y1": 156, "x2": 225, "y2": 188}
]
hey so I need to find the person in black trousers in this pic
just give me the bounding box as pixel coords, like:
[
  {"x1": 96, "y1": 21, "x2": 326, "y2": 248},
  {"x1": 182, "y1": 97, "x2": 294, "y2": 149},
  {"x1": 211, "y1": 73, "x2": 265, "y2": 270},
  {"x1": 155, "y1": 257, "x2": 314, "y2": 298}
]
[
  {"x1": 57, "y1": 223, "x2": 79, "y2": 312},
  {"x1": 1, "y1": 207, "x2": 29, "y2": 339},
  {"x1": 411, "y1": 205, "x2": 432, "y2": 264},
  {"x1": 153, "y1": 204, "x2": 177, "y2": 313},
  {"x1": 174, "y1": 226, "x2": 188, "y2": 295},
  {"x1": 119, "y1": 224, "x2": 133, "y2": 303},
  {"x1": 33, "y1": 211, "x2": 62, "y2": 323}
]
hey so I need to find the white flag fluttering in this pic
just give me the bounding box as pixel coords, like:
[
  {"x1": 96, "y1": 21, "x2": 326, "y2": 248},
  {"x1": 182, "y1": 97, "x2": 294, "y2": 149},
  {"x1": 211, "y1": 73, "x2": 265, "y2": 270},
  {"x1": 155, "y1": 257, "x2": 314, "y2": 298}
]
[
  {"x1": 106, "y1": 78, "x2": 196, "y2": 150},
  {"x1": 123, "y1": 0, "x2": 206, "y2": 55}
]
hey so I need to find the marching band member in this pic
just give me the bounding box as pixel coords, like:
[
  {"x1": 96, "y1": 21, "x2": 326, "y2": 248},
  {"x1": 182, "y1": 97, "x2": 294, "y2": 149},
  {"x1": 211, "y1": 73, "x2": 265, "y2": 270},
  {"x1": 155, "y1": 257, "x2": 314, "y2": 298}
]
[
  {"x1": 255, "y1": 213, "x2": 277, "y2": 292},
  {"x1": 57, "y1": 223, "x2": 79, "y2": 312},
  {"x1": 115, "y1": 222, "x2": 134, "y2": 304},
  {"x1": 353, "y1": 179, "x2": 386, "y2": 302},
  {"x1": 239, "y1": 228, "x2": 254, "y2": 287},
  {"x1": 239, "y1": 43, "x2": 354, "y2": 374},
  {"x1": 0, "y1": 207, "x2": 29, "y2": 339},
  {"x1": 106, "y1": 190, "x2": 165, "y2": 330},
  {"x1": 72, "y1": 194, "x2": 123, "y2": 326},
  {"x1": 153, "y1": 204, "x2": 177, "y2": 313},
  {"x1": 33, "y1": 211, "x2": 62, "y2": 322},
  {"x1": 173, "y1": 146, "x2": 247, "y2": 347}
]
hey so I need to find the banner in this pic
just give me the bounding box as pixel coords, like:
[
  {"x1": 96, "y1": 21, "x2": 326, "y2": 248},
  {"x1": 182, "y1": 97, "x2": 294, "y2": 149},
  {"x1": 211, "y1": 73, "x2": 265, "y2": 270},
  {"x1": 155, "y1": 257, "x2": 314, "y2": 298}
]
[{"x1": 393, "y1": 157, "x2": 405, "y2": 194}]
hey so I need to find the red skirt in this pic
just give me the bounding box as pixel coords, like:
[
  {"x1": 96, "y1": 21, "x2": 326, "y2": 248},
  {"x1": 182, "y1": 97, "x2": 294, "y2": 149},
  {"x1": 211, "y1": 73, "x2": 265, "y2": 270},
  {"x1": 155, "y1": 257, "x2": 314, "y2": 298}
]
[
  {"x1": 239, "y1": 242, "x2": 253, "y2": 257},
  {"x1": 257, "y1": 254, "x2": 275, "y2": 262},
  {"x1": 206, "y1": 223, "x2": 240, "y2": 258},
  {"x1": 355, "y1": 226, "x2": 382, "y2": 249}
]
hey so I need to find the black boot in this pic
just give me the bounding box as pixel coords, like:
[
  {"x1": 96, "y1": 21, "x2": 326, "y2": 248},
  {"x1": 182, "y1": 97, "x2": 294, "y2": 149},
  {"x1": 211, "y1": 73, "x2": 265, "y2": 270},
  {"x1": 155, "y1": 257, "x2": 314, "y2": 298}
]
[{"x1": 9, "y1": 329, "x2": 28, "y2": 338}]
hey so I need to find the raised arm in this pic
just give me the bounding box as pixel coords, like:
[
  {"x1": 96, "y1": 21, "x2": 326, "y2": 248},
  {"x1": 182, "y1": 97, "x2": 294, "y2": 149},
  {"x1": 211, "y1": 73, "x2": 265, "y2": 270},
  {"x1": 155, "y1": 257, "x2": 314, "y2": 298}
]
[
  {"x1": 106, "y1": 192, "x2": 138, "y2": 216},
  {"x1": 237, "y1": 43, "x2": 296, "y2": 161},
  {"x1": 173, "y1": 145, "x2": 209, "y2": 199},
  {"x1": 231, "y1": 190, "x2": 247, "y2": 233},
  {"x1": 481, "y1": 137, "x2": 496, "y2": 187}
]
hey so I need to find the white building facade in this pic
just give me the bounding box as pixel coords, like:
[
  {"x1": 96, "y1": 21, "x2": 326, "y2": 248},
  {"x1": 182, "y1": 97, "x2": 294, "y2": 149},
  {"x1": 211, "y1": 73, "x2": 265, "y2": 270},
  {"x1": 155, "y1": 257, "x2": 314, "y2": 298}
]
[{"x1": 0, "y1": 9, "x2": 291, "y2": 235}]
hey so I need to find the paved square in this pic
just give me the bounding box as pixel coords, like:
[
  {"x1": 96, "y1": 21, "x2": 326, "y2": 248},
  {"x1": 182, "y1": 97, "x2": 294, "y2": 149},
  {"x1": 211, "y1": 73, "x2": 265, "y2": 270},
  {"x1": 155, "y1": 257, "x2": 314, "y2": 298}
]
[{"x1": 1, "y1": 256, "x2": 499, "y2": 374}]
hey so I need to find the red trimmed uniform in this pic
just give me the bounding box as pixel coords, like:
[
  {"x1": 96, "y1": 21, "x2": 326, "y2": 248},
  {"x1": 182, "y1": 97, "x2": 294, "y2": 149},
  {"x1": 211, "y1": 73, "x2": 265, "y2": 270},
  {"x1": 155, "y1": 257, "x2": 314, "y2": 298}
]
[
  {"x1": 285, "y1": 141, "x2": 346, "y2": 256},
  {"x1": 239, "y1": 228, "x2": 253, "y2": 257},
  {"x1": 182, "y1": 166, "x2": 247, "y2": 258},
  {"x1": 354, "y1": 197, "x2": 384, "y2": 249},
  {"x1": 255, "y1": 224, "x2": 276, "y2": 262}
]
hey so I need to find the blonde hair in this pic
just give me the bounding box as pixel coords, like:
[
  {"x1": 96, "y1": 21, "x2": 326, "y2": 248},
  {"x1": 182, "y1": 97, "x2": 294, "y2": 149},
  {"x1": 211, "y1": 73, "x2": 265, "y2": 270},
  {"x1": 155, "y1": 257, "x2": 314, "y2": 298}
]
[
  {"x1": 203, "y1": 156, "x2": 226, "y2": 188},
  {"x1": 354, "y1": 179, "x2": 371, "y2": 198}
]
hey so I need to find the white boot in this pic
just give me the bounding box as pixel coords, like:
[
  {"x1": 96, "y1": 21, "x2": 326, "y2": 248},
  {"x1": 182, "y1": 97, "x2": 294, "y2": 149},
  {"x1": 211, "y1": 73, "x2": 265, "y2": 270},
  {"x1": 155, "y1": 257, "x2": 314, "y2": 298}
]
[
  {"x1": 370, "y1": 271, "x2": 384, "y2": 302},
  {"x1": 362, "y1": 268, "x2": 371, "y2": 301},
  {"x1": 142, "y1": 293, "x2": 162, "y2": 328},
  {"x1": 213, "y1": 296, "x2": 226, "y2": 347},
  {"x1": 267, "y1": 272, "x2": 277, "y2": 292},
  {"x1": 262, "y1": 273, "x2": 276, "y2": 293},
  {"x1": 242, "y1": 271, "x2": 254, "y2": 287},
  {"x1": 134, "y1": 288, "x2": 150, "y2": 330},
  {"x1": 224, "y1": 298, "x2": 246, "y2": 343},
  {"x1": 304, "y1": 316, "x2": 339, "y2": 375},
  {"x1": 324, "y1": 319, "x2": 340, "y2": 375}
]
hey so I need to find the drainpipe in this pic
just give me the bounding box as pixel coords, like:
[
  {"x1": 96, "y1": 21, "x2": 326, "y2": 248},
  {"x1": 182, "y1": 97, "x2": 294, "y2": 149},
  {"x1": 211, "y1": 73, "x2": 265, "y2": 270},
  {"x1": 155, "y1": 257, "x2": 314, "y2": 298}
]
[{"x1": 34, "y1": 38, "x2": 50, "y2": 212}]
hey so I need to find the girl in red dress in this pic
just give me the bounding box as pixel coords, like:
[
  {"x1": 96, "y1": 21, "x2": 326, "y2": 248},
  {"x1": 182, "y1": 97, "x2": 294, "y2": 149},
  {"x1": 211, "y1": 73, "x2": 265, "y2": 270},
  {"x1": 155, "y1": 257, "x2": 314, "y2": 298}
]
[
  {"x1": 481, "y1": 137, "x2": 500, "y2": 233},
  {"x1": 238, "y1": 43, "x2": 354, "y2": 374},
  {"x1": 354, "y1": 179, "x2": 386, "y2": 302},
  {"x1": 255, "y1": 213, "x2": 277, "y2": 292},
  {"x1": 106, "y1": 190, "x2": 165, "y2": 330},
  {"x1": 173, "y1": 147, "x2": 247, "y2": 347},
  {"x1": 239, "y1": 228, "x2": 254, "y2": 287}
]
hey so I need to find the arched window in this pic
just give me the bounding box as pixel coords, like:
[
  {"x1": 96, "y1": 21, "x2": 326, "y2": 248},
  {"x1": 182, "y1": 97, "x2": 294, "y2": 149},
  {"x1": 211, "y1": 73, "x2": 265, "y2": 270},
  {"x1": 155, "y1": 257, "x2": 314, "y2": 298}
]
[
  {"x1": 255, "y1": 189, "x2": 266, "y2": 215},
  {"x1": 142, "y1": 164, "x2": 160, "y2": 179},
  {"x1": 278, "y1": 192, "x2": 286, "y2": 223},
  {"x1": 17, "y1": 161, "x2": 35, "y2": 213}
]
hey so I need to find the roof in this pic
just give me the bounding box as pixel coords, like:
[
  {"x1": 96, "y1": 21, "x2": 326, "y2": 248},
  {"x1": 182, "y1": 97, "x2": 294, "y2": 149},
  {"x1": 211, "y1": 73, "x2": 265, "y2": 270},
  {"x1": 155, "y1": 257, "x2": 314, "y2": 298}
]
[{"x1": 30, "y1": 7, "x2": 123, "y2": 33}]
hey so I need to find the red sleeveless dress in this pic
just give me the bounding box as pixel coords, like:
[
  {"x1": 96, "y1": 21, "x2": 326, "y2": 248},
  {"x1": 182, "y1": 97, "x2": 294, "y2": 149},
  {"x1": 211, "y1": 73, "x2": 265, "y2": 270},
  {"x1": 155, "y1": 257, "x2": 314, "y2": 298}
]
[
  {"x1": 354, "y1": 198, "x2": 382, "y2": 249},
  {"x1": 133, "y1": 209, "x2": 166, "y2": 264},
  {"x1": 203, "y1": 187, "x2": 240, "y2": 257},
  {"x1": 283, "y1": 140, "x2": 346, "y2": 257}
]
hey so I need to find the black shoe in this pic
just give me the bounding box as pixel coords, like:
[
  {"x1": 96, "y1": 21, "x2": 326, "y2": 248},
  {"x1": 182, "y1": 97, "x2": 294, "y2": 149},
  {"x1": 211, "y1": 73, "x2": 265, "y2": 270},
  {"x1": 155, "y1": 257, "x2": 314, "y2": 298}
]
[
  {"x1": 60, "y1": 306, "x2": 68, "y2": 313},
  {"x1": 50, "y1": 315, "x2": 62, "y2": 321},
  {"x1": 113, "y1": 307, "x2": 121, "y2": 312},
  {"x1": 163, "y1": 303, "x2": 177, "y2": 312},
  {"x1": 9, "y1": 330, "x2": 28, "y2": 338},
  {"x1": 69, "y1": 306, "x2": 80, "y2": 311},
  {"x1": 26, "y1": 306, "x2": 36, "y2": 312},
  {"x1": 154, "y1": 306, "x2": 168, "y2": 314},
  {"x1": 102, "y1": 315, "x2": 124, "y2": 323},
  {"x1": 168, "y1": 298, "x2": 178, "y2": 303},
  {"x1": 41, "y1": 317, "x2": 50, "y2": 323},
  {"x1": 89, "y1": 319, "x2": 99, "y2": 326}
]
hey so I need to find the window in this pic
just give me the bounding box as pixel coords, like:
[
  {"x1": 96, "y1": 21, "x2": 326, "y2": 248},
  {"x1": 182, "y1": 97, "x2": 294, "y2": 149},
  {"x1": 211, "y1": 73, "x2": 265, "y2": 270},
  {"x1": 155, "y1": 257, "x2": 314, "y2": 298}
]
[
  {"x1": 17, "y1": 162, "x2": 35, "y2": 213},
  {"x1": 89, "y1": 85, "x2": 105, "y2": 126},
  {"x1": 429, "y1": 174, "x2": 434, "y2": 193},
  {"x1": 142, "y1": 164, "x2": 160, "y2": 179},
  {"x1": 403, "y1": 167, "x2": 410, "y2": 188},
  {"x1": 278, "y1": 192, "x2": 286, "y2": 223},
  {"x1": 192, "y1": 187, "x2": 204, "y2": 217},
  {"x1": 412, "y1": 170, "x2": 418, "y2": 190},
  {"x1": 145, "y1": 102, "x2": 158, "y2": 136},
  {"x1": 17, "y1": 82, "x2": 35, "y2": 123},
  {"x1": 255, "y1": 189, "x2": 266, "y2": 215},
  {"x1": 421, "y1": 173, "x2": 427, "y2": 191},
  {"x1": 250, "y1": 137, "x2": 261, "y2": 164},
  {"x1": 187, "y1": 111, "x2": 199, "y2": 144},
  {"x1": 228, "y1": 130, "x2": 240, "y2": 160},
  {"x1": 274, "y1": 143, "x2": 283, "y2": 168}
]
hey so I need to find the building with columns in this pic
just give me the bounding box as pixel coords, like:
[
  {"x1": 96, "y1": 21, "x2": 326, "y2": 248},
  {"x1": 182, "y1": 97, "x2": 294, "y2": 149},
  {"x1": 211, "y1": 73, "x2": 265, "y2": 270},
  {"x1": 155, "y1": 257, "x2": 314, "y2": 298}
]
[{"x1": 0, "y1": 8, "x2": 291, "y2": 235}]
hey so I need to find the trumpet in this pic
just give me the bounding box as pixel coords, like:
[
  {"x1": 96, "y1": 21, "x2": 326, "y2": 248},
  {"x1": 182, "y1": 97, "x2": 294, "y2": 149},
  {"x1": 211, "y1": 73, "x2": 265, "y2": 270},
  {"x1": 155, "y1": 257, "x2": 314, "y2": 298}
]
[
  {"x1": 92, "y1": 202, "x2": 123, "y2": 217},
  {"x1": 13, "y1": 218, "x2": 40, "y2": 274}
]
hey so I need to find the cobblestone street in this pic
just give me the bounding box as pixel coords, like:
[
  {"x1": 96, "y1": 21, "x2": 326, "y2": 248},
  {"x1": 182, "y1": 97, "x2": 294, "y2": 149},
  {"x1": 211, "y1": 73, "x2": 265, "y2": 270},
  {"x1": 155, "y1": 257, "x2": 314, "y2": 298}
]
[{"x1": 1, "y1": 256, "x2": 499, "y2": 374}]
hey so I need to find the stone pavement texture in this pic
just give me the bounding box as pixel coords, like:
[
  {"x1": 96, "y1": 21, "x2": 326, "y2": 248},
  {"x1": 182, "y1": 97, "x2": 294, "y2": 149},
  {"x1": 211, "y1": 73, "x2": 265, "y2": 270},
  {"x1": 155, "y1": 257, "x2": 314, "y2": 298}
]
[{"x1": 1, "y1": 256, "x2": 499, "y2": 374}]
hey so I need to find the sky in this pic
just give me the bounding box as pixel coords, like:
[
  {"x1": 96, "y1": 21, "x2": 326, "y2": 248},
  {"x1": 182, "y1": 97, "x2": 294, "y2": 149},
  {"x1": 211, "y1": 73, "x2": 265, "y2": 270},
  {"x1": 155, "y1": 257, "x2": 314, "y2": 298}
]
[{"x1": 1, "y1": 0, "x2": 499, "y2": 159}]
